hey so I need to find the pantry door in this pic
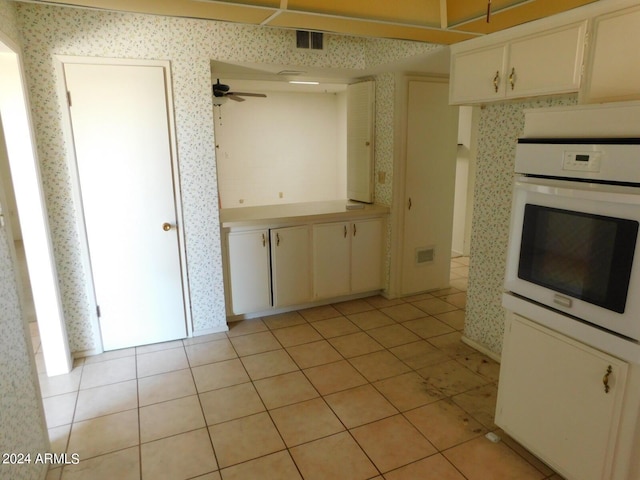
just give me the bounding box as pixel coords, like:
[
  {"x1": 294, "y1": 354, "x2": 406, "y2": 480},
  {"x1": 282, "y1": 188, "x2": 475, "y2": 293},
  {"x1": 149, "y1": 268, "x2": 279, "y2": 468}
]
[{"x1": 63, "y1": 60, "x2": 187, "y2": 351}]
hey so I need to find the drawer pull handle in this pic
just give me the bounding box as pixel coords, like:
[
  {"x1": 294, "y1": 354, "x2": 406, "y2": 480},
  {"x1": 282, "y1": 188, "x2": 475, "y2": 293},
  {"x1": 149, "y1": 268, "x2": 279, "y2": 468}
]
[{"x1": 603, "y1": 365, "x2": 612, "y2": 394}]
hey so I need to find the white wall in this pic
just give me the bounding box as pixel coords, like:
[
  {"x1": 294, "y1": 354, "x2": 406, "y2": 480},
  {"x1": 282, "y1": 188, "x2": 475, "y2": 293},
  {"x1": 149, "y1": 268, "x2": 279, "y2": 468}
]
[{"x1": 215, "y1": 90, "x2": 347, "y2": 208}]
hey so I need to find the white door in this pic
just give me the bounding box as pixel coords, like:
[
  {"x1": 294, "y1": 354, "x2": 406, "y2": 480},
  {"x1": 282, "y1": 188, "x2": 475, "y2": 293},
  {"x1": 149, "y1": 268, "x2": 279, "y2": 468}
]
[
  {"x1": 507, "y1": 22, "x2": 586, "y2": 99},
  {"x1": 313, "y1": 222, "x2": 350, "y2": 299},
  {"x1": 450, "y1": 44, "x2": 507, "y2": 104},
  {"x1": 351, "y1": 218, "x2": 383, "y2": 293},
  {"x1": 64, "y1": 62, "x2": 187, "y2": 351},
  {"x1": 271, "y1": 226, "x2": 311, "y2": 307},
  {"x1": 227, "y1": 230, "x2": 271, "y2": 314},
  {"x1": 401, "y1": 80, "x2": 459, "y2": 295},
  {"x1": 497, "y1": 314, "x2": 628, "y2": 480}
]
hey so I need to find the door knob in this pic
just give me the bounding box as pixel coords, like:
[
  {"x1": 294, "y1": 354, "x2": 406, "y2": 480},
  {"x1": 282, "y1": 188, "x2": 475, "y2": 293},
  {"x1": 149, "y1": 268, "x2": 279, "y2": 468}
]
[{"x1": 162, "y1": 222, "x2": 174, "y2": 232}]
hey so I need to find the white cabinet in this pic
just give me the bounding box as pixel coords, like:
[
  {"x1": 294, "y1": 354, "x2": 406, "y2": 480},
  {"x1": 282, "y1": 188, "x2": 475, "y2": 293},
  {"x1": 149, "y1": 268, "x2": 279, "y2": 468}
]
[
  {"x1": 582, "y1": 5, "x2": 640, "y2": 103},
  {"x1": 313, "y1": 222, "x2": 350, "y2": 299},
  {"x1": 271, "y1": 225, "x2": 311, "y2": 308},
  {"x1": 450, "y1": 44, "x2": 507, "y2": 104},
  {"x1": 496, "y1": 313, "x2": 628, "y2": 480},
  {"x1": 226, "y1": 230, "x2": 271, "y2": 315},
  {"x1": 351, "y1": 219, "x2": 384, "y2": 293},
  {"x1": 312, "y1": 218, "x2": 384, "y2": 299},
  {"x1": 450, "y1": 22, "x2": 586, "y2": 105}
]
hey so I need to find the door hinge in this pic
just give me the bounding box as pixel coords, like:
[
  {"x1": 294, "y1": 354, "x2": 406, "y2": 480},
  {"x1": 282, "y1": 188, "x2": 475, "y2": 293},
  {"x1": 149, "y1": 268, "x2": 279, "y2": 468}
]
[
  {"x1": 66, "y1": 90, "x2": 72, "y2": 107},
  {"x1": 96, "y1": 305, "x2": 101, "y2": 318}
]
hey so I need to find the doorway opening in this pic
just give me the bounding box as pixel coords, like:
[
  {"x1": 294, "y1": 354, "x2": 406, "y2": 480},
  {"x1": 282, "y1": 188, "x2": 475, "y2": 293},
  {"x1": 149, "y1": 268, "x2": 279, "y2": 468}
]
[{"x1": 0, "y1": 35, "x2": 71, "y2": 376}]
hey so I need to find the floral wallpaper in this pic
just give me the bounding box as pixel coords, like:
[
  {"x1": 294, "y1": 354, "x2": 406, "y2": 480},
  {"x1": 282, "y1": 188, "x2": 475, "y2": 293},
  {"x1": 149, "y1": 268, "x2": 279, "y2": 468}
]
[
  {"x1": 13, "y1": 2, "x2": 435, "y2": 353},
  {"x1": 463, "y1": 95, "x2": 578, "y2": 355},
  {"x1": 0, "y1": 3, "x2": 49, "y2": 479}
]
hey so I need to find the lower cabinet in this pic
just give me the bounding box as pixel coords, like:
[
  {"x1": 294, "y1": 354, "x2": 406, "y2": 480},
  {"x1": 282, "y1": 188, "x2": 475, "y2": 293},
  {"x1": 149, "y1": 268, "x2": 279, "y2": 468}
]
[
  {"x1": 496, "y1": 313, "x2": 628, "y2": 480},
  {"x1": 270, "y1": 225, "x2": 312, "y2": 308},
  {"x1": 227, "y1": 230, "x2": 271, "y2": 315},
  {"x1": 312, "y1": 218, "x2": 384, "y2": 299},
  {"x1": 351, "y1": 218, "x2": 383, "y2": 293},
  {"x1": 225, "y1": 215, "x2": 385, "y2": 315}
]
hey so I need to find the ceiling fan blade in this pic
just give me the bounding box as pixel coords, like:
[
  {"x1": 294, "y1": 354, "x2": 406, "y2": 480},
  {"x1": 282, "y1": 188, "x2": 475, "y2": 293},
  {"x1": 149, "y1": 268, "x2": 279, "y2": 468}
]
[
  {"x1": 228, "y1": 92, "x2": 267, "y2": 98},
  {"x1": 227, "y1": 94, "x2": 246, "y2": 102}
]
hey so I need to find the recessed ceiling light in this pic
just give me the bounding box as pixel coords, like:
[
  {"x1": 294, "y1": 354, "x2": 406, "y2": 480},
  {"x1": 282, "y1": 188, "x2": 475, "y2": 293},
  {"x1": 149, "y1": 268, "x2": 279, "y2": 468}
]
[
  {"x1": 288, "y1": 81, "x2": 320, "y2": 85},
  {"x1": 278, "y1": 70, "x2": 305, "y2": 76}
]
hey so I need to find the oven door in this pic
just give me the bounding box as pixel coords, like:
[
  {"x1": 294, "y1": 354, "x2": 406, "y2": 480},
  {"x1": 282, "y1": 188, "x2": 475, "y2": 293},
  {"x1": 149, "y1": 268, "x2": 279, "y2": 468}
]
[{"x1": 505, "y1": 176, "x2": 640, "y2": 341}]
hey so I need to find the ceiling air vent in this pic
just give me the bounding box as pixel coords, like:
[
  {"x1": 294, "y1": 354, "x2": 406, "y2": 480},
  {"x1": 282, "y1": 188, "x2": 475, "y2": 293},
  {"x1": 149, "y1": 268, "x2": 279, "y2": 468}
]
[{"x1": 296, "y1": 30, "x2": 324, "y2": 50}]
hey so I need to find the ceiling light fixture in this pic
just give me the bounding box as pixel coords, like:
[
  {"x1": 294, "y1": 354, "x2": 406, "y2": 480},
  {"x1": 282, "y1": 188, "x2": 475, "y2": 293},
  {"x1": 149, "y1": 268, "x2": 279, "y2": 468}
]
[{"x1": 289, "y1": 81, "x2": 320, "y2": 85}]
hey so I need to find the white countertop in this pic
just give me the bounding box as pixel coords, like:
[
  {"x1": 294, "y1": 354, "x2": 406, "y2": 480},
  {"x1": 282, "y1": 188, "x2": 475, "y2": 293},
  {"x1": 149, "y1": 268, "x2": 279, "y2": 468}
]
[{"x1": 220, "y1": 200, "x2": 389, "y2": 228}]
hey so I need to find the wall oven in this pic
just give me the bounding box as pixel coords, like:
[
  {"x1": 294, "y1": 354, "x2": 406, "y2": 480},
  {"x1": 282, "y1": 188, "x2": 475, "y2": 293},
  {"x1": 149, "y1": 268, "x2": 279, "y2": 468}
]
[{"x1": 504, "y1": 138, "x2": 640, "y2": 344}]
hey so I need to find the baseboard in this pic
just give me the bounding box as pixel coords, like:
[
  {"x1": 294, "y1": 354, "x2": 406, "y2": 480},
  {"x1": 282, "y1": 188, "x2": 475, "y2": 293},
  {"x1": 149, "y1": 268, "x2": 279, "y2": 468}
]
[
  {"x1": 461, "y1": 335, "x2": 502, "y2": 363},
  {"x1": 226, "y1": 290, "x2": 383, "y2": 322},
  {"x1": 192, "y1": 325, "x2": 229, "y2": 336}
]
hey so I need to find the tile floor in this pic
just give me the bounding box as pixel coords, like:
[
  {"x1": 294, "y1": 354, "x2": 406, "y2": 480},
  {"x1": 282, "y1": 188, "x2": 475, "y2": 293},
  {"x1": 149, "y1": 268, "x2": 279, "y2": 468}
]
[{"x1": 32, "y1": 257, "x2": 563, "y2": 480}]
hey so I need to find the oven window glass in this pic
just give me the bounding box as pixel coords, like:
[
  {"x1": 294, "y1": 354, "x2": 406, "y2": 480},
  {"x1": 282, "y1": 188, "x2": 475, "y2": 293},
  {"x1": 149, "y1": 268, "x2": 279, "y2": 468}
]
[{"x1": 518, "y1": 204, "x2": 638, "y2": 313}]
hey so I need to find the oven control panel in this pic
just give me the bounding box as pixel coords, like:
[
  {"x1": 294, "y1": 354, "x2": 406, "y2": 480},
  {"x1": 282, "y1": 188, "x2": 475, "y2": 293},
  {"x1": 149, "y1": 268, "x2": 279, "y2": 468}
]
[{"x1": 562, "y1": 151, "x2": 602, "y2": 173}]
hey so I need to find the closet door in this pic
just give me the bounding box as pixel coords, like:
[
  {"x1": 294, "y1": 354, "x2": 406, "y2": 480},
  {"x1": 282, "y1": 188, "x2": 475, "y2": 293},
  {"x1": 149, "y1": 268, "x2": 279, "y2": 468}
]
[
  {"x1": 65, "y1": 61, "x2": 187, "y2": 350},
  {"x1": 401, "y1": 80, "x2": 458, "y2": 295}
]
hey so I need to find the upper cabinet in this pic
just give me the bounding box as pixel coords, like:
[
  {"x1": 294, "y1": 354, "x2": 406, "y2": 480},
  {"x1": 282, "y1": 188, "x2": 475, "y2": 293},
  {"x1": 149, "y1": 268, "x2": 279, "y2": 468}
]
[
  {"x1": 450, "y1": 21, "x2": 587, "y2": 105},
  {"x1": 581, "y1": 5, "x2": 640, "y2": 104},
  {"x1": 347, "y1": 81, "x2": 375, "y2": 203}
]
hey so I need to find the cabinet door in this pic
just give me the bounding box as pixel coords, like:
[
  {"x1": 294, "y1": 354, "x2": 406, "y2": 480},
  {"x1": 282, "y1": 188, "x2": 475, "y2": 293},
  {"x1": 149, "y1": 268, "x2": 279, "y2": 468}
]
[
  {"x1": 351, "y1": 218, "x2": 383, "y2": 293},
  {"x1": 271, "y1": 226, "x2": 311, "y2": 307},
  {"x1": 582, "y1": 6, "x2": 640, "y2": 103},
  {"x1": 347, "y1": 81, "x2": 375, "y2": 203},
  {"x1": 507, "y1": 22, "x2": 586, "y2": 99},
  {"x1": 449, "y1": 44, "x2": 507, "y2": 104},
  {"x1": 227, "y1": 230, "x2": 271, "y2": 315},
  {"x1": 313, "y1": 222, "x2": 350, "y2": 299},
  {"x1": 496, "y1": 314, "x2": 628, "y2": 480}
]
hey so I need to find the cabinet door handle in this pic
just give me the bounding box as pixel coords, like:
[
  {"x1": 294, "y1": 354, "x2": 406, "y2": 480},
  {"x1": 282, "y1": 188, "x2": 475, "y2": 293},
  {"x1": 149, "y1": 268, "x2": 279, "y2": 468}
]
[
  {"x1": 509, "y1": 67, "x2": 515, "y2": 90},
  {"x1": 262, "y1": 233, "x2": 266, "y2": 247},
  {"x1": 493, "y1": 70, "x2": 500, "y2": 93},
  {"x1": 344, "y1": 225, "x2": 347, "y2": 238},
  {"x1": 353, "y1": 224, "x2": 357, "y2": 237},
  {"x1": 603, "y1": 365, "x2": 612, "y2": 393},
  {"x1": 408, "y1": 197, "x2": 412, "y2": 210},
  {"x1": 276, "y1": 232, "x2": 280, "y2": 246}
]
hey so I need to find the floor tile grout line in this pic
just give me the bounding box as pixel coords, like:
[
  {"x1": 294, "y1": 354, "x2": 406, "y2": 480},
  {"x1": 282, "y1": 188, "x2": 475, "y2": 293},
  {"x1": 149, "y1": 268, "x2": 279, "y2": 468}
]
[{"x1": 40, "y1": 264, "x2": 554, "y2": 479}]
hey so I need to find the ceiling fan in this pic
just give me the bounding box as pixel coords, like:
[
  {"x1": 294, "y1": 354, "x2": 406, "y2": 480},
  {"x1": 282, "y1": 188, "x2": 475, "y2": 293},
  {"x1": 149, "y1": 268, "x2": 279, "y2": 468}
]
[{"x1": 212, "y1": 79, "x2": 267, "y2": 102}]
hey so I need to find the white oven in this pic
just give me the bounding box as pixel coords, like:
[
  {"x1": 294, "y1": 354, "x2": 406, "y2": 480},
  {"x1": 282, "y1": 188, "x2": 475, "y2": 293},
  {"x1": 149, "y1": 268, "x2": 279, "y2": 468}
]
[{"x1": 504, "y1": 138, "x2": 640, "y2": 343}]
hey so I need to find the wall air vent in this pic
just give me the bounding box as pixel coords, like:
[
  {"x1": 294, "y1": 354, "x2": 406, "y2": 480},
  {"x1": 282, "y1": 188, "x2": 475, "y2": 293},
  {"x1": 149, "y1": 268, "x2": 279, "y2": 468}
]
[
  {"x1": 296, "y1": 30, "x2": 324, "y2": 50},
  {"x1": 416, "y1": 247, "x2": 435, "y2": 265}
]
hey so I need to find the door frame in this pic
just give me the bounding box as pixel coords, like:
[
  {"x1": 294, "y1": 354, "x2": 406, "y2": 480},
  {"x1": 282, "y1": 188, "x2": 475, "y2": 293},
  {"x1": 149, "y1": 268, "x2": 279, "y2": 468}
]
[
  {"x1": 55, "y1": 56, "x2": 192, "y2": 354},
  {"x1": 0, "y1": 33, "x2": 72, "y2": 376}
]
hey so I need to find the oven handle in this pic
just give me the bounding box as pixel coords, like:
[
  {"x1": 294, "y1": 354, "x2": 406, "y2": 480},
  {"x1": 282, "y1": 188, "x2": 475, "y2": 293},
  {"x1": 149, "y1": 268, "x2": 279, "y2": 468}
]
[{"x1": 514, "y1": 178, "x2": 640, "y2": 206}]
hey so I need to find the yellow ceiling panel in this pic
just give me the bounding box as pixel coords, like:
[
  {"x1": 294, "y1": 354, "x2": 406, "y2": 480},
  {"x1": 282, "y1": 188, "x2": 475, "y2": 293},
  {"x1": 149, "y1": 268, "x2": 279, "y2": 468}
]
[
  {"x1": 454, "y1": 0, "x2": 598, "y2": 34},
  {"x1": 25, "y1": 0, "x2": 602, "y2": 44},
  {"x1": 268, "y1": 12, "x2": 476, "y2": 44},
  {"x1": 203, "y1": 0, "x2": 280, "y2": 7},
  {"x1": 447, "y1": 0, "x2": 528, "y2": 26},
  {"x1": 286, "y1": 0, "x2": 442, "y2": 28},
  {"x1": 36, "y1": 0, "x2": 276, "y2": 24}
]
